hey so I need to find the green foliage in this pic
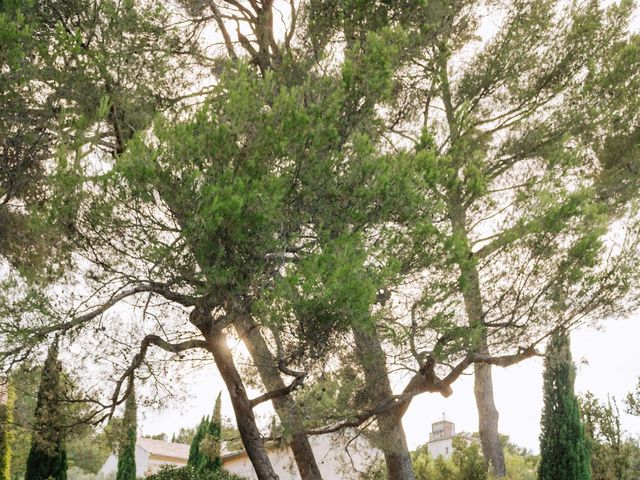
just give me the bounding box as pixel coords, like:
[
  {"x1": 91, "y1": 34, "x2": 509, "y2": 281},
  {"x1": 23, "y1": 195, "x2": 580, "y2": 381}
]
[
  {"x1": 0, "y1": 0, "x2": 194, "y2": 284},
  {"x1": 451, "y1": 437, "x2": 487, "y2": 480},
  {"x1": 411, "y1": 438, "x2": 485, "y2": 480},
  {"x1": 66, "y1": 466, "x2": 98, "y2": 480},
  {"x1": 580, "y1": 392, "x2": 640, "y2": 480},
  {"x1": 538, "y1": 331, "x2": 591, "y2": 480},
  {"x1": 8, "y1": 362, "x2": 109, "y2": 477},
  {"x1": 25, "y1": 340, "x2": 68, "y2": 480},
  {"x1": 188, "y1": 393, "x2": 222, "y2": 473},
  {"x1": 172, "y1": 427, "x2": 197, "y2": 445},
  {"x1": 171, "y1": 422, "x2": 241, "y2": 452},
  {"x1": 367, "y1": 438, "x2": 488, "y2": 480},
  {"x1": 8, "y1": 362, "x2": 40, "y2": 479},
  {"x1": 0, "y1": 383, "x2": 14, "y2": 480},
  {"x1": 4, "y1": 3, "x2": 640, "y2": 480},
  {"x1": 199, "y1": 393, "x2": 222, "y2": 472},
  {"x1": 498, "y1": 438, "x2": 539, "y2": 480},
  {"x1": 146, "y1": 465, "x2": 244, "y2": 480},
  {"x1": 187, "y1": 417, "x2": 208, "y2": 468},
  {"x1": 116, "y1": 384, "x2": 137, "y2": 480},
  {"x1": 66, "y1": 433, "x2": 111, "y2": 474},
  {"x1": 626, "y1": 377, "x2": 640, "y2": 416},
  {"x1": 295, "y1": 366, "x2": 364, "y2": 430},
  {"x1": 102, "y1": 57, "x2": 422, "y2": 364}
]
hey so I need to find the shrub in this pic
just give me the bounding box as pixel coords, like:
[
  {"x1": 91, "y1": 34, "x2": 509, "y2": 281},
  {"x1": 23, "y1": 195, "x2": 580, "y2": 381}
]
[{"x1": 146, "y1": 465, "x2": 246, "y2": 480}]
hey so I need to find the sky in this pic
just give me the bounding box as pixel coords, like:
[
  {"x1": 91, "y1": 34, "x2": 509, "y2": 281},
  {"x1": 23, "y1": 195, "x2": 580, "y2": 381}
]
[{"x1": 139, "y1": 313, "x2": 640, "y2": 453}]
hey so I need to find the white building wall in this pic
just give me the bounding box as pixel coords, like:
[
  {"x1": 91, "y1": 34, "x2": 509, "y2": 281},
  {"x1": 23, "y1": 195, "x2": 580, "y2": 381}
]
[
  {"x1": 146, "y1": 457, "x2": 187, "y2": 475},
  {"x1": 97, "y1": 454, "x2": 117, "y2": 479},
  {"x1": 223, "y1": 432, "x2": 381, "y2": 480},
  {"x1": 427, "y1": 438, "x2": 453, "y2": 459},
  {"x1": 136, "y1": 444, "x2": 151, "y2": 477},
  {"x1": 97, "y1": 446, "x2": 150, "y2": 478}
]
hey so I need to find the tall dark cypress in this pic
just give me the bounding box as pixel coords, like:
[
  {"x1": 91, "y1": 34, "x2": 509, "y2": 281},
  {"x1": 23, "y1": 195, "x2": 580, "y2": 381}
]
[
  {"x1": 538, "y1": 330, "x2": 591, "y2": 480},
  {"x1": 25, "y1": 339, "x2": 67, "y2": 480},
  {"x1": 116, "y1": 382, "x2": 137, "y2": 480}
]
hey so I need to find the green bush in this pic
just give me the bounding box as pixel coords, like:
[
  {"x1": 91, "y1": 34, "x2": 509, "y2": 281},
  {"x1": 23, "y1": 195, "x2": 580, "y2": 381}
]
[
  {"x1": 363, "y1": 436, "x2": 538, "y2": 480},
  {"x1": 146, "y1": 465, "x2": 246, "y2": 480}
]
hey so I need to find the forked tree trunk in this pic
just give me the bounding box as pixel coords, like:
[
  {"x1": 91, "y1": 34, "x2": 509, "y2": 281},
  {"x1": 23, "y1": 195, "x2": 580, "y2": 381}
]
[
  {"x1": 205, "y1": 330, "x2": 280, "y2": 480},
  {"x1": 448, "y1": 197, "x2": 506, "y2": 477},
  {"x1": 377, "y1": 410, "x2": 416, "y2": 480},
  {"x1": 235, "y1": 315, "x2": 324, "y2": 480},
  {"x1": 352, "y1": 327, "x2": 416, "y2": 480}
]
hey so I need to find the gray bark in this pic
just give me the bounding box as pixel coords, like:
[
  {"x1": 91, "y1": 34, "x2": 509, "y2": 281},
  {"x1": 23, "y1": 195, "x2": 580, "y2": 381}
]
[
  {"x1": 474, "y1": 360, "x2": 505, "y2": 476},
  {"x1": 352, "y1": 327, "x2": 416, "y2": 480},
  {"x1": 448, "y1": 196, "x2": 506, "y2": 477},
  {"x1": 235, "y1": 315, "x2": 324, "y2": 480},
  {"x1": 205, "y1": 330, "x2": 280, "y2": 480}
]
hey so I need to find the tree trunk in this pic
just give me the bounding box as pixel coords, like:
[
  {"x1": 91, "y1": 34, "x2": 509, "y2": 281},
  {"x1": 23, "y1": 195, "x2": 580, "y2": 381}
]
[
  {"x1": 474, "y1": 356, "x2": 506, "y2": 476},
  {"x1": 205, "y1": 330, "x2": 279, "y2": 480},
  {"x1": 235, "y1": 315, "x2": 324, "y2": 480},
  {"x1": 352, "y1": 327, "x2": 416, "y2": 480},
  {"x1": 377, "y1": 411, "x2": 416, "y2": 480},
  {"x1": 448, "y1": 197, "x2": 506, "y2": 477},
  {"x1": 464, "y1": 267, "x2": 506, "y2": 476}
]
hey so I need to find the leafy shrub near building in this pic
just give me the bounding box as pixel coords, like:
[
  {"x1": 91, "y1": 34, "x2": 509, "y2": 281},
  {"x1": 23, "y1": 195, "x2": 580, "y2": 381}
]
[{"x1": 146, "y1": 465, "x2": 245, "y2": 480}]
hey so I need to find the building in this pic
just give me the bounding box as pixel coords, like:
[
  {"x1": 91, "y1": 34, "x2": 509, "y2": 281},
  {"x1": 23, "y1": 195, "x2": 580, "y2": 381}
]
[
  {"x1": 426, "y1": 417, "x2": 476, "y2": 459},
  {"x1": 222, "y1": 432, "x2": 379, "y2": 480},
  {"x1": 98, "y1": 437, "x2": 190, "y2": 478},
  {"x1": 427, "y1": 418, "x2": 456, "y2": 458},
  {"x1": 98, "y1": 431, "x2": 380, "y2": 479}
]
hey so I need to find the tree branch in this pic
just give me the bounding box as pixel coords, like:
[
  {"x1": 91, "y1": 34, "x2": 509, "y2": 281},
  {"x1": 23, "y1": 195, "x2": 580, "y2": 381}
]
[{"x1": 249, "y1": 372, "x2": 306, "y2": 408}]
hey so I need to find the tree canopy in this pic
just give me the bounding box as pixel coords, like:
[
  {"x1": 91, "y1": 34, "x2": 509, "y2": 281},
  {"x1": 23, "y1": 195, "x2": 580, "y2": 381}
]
[{"x1": 1, "y1": 1, "x2": 639, "y2": 480}]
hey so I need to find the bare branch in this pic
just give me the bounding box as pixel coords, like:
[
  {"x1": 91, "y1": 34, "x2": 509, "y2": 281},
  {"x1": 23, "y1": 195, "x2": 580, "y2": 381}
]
[{"x1": 249, "y1": 372, "x2": 305, "y2": 408}]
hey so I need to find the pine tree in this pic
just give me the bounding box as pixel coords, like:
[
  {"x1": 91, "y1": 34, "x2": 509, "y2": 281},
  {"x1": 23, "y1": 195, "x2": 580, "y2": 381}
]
[
  {"x1": 116, "y1": 382, "x2": 137, "y2": 480},
  {"x1": 0, "y1": 380, "x2": 14, "y2": 480},
  {"x1": 538, "y1": 330, "x2": 591, "y2": 480},
  {"x1": 25, "y1": 339, "x2": 67, "y2": 480}
]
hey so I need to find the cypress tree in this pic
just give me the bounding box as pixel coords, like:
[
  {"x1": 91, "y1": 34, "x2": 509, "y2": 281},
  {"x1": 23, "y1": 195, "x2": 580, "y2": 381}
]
[
  {"x1": 198, "y1": 392, "x2": 222, "y2": 472},
  {"x1": 25, "y1": 339, "x2": 67, "y2": 480},
  {"x1": 538, "y1": 330, "x2": 591, "y2": 480},
  {"x1": 187, "y1": 415, "x2": 208, "y2": 467},
  {"x1": 116, "y1": 382, "x2": 137, "y2": 480},
  {"x1": 188, "y1": 392, "x2": 223, "y2": 473},
  {"x1": 0, "y1": 380, "x2": 14, "y2": 480}
]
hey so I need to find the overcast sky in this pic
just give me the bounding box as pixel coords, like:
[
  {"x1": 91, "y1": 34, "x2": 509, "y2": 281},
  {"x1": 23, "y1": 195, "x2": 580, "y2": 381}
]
[{"x1": 138, "y1": 314, "x2": 640, "y2": 453}]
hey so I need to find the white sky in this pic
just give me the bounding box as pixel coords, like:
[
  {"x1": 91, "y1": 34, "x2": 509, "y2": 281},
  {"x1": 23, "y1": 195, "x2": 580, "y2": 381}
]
[{"x1": 139, "y1": 314, "x2": 640, "y2": 453}]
